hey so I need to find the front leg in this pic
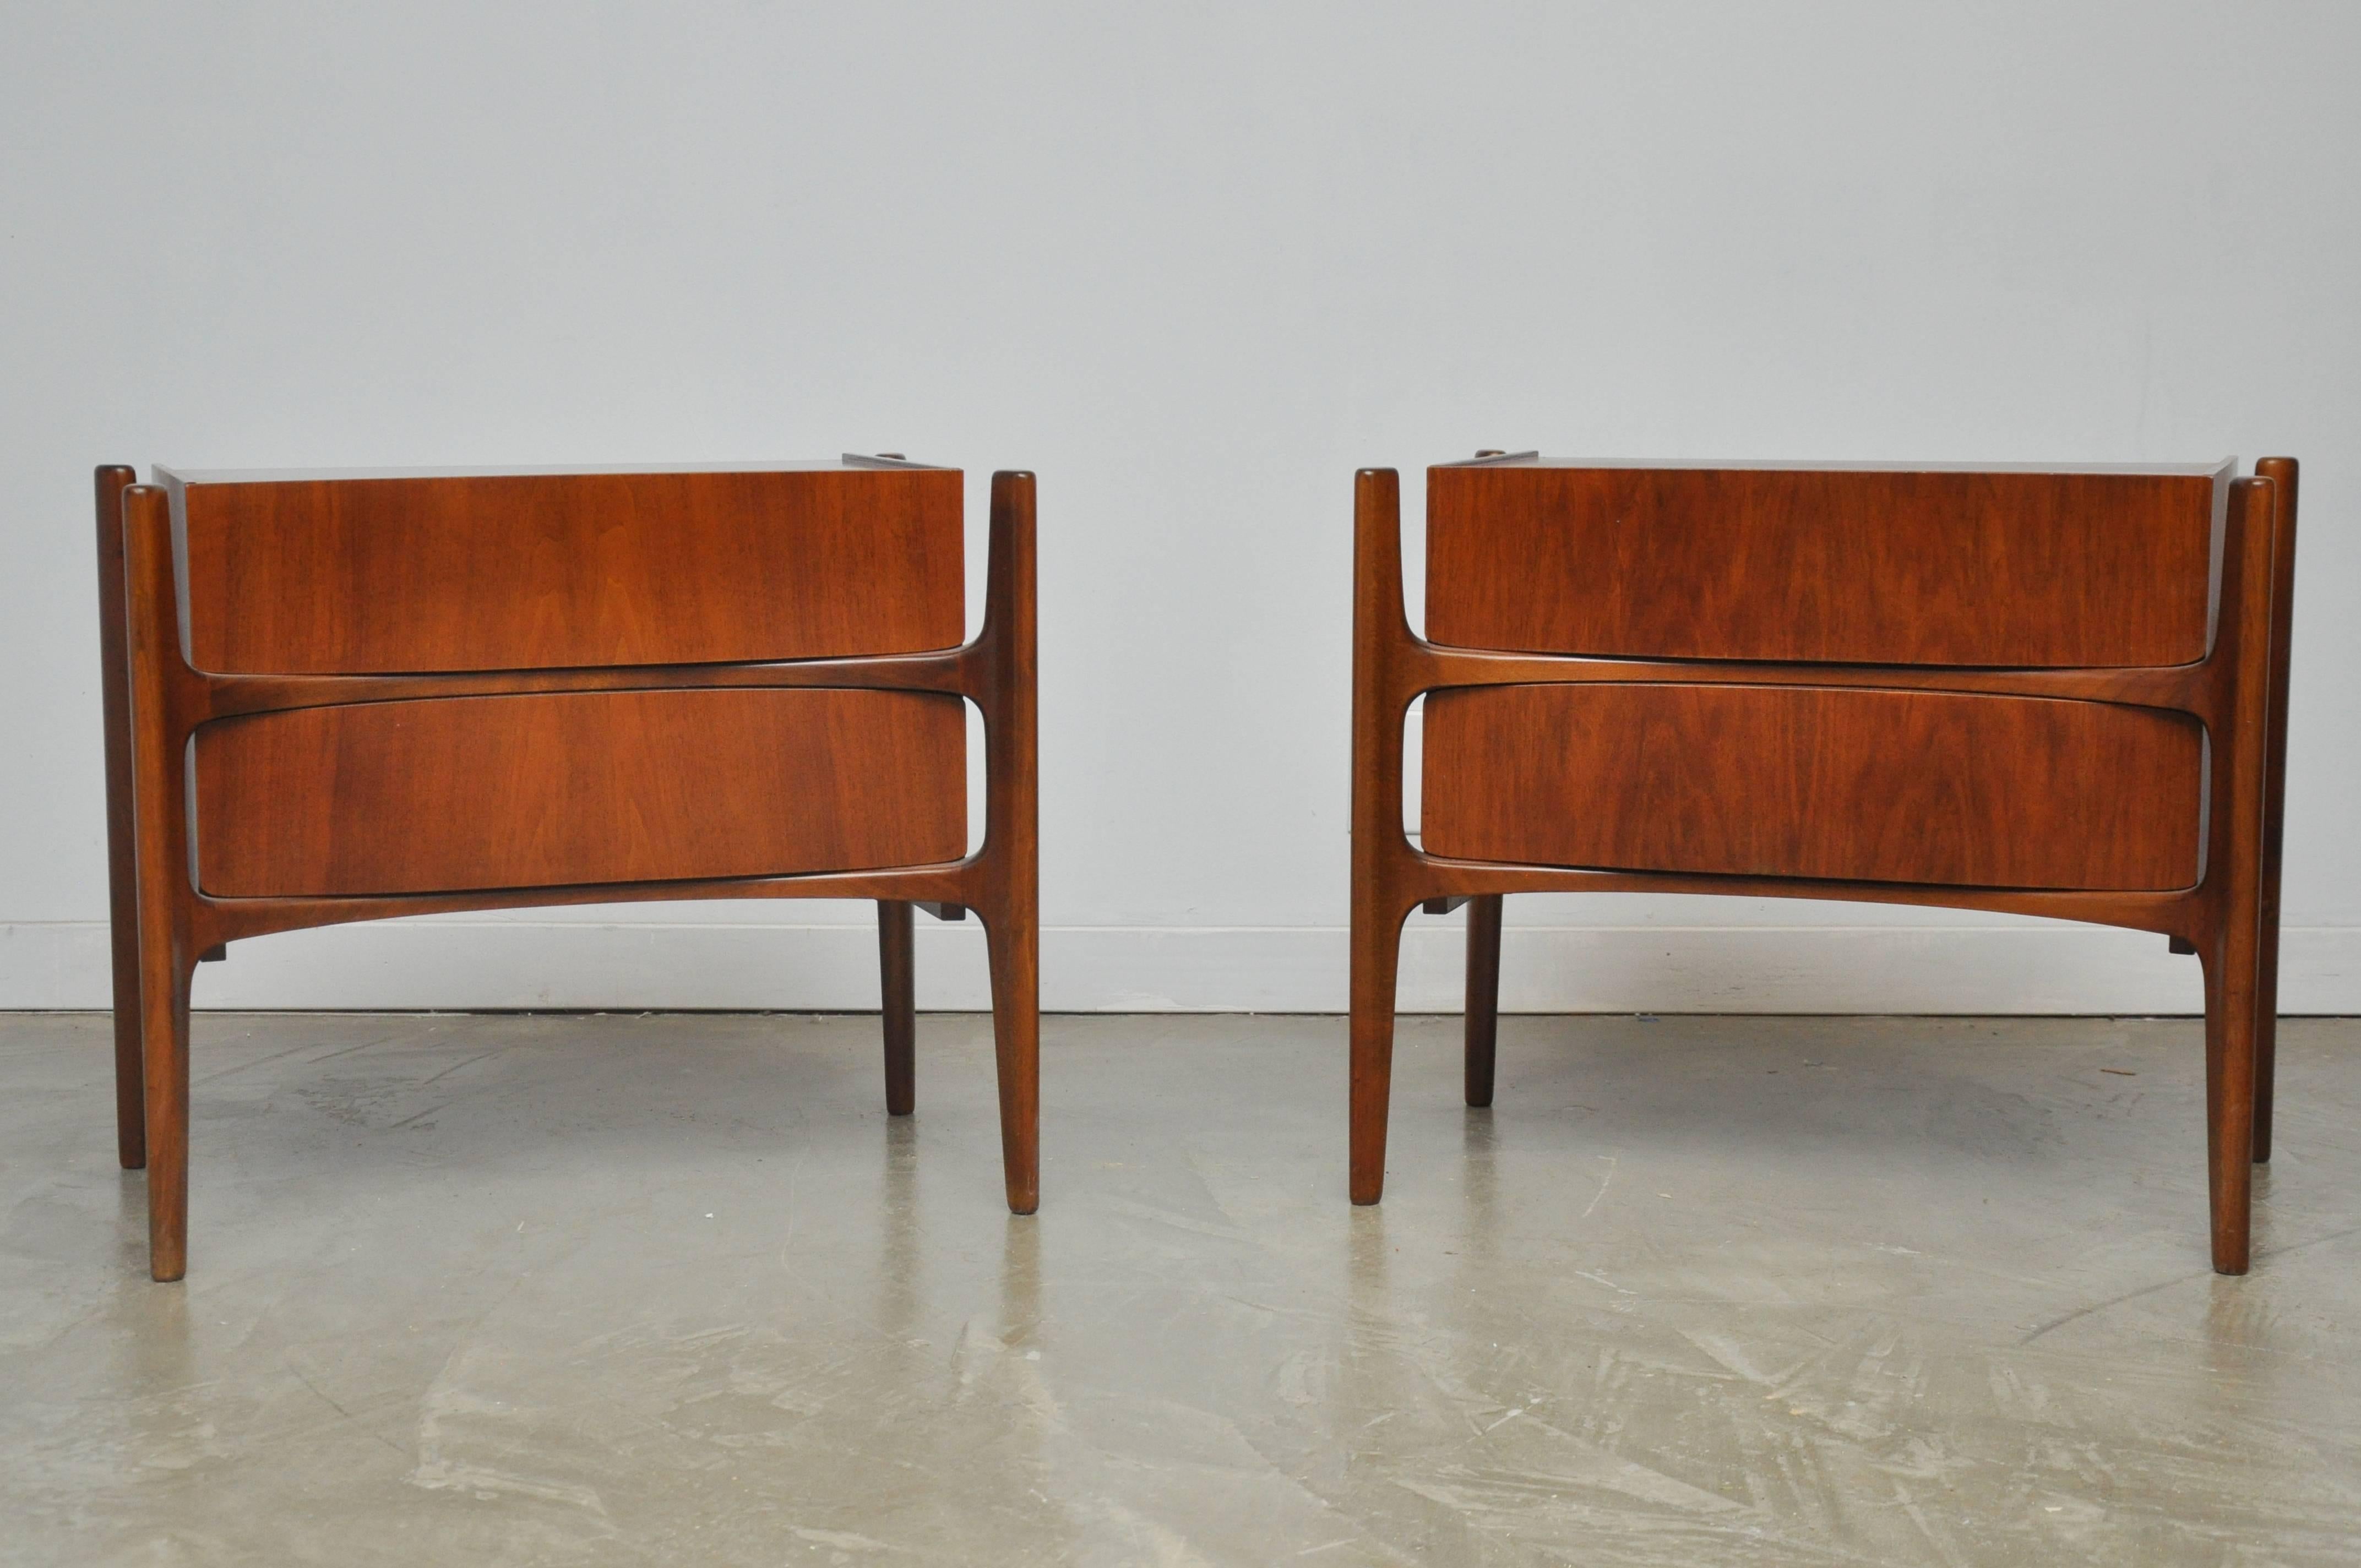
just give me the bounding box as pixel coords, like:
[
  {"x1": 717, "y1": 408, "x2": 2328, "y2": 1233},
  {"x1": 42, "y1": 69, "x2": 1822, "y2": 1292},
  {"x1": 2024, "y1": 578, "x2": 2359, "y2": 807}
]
[{"x1": 1349, "y1": 894, "x2": 1411, "y2": 1204}]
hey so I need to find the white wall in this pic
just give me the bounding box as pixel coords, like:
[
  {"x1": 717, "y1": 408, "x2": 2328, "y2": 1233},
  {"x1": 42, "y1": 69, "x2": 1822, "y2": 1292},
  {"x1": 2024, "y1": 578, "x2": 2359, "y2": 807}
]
[{"x1": 4, "y1": 2, "x2": 2356, "y2": 1013}]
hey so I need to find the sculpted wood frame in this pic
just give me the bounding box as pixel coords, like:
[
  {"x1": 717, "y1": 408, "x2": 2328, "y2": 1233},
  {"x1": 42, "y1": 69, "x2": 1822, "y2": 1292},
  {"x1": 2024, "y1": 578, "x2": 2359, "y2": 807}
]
[
  {"x1": 1350, "y1": 455, "x2": 2298, "y2": 1275},
  {"x1": 95, "y1": 458, "x2": 1039, "y2": 1282}
]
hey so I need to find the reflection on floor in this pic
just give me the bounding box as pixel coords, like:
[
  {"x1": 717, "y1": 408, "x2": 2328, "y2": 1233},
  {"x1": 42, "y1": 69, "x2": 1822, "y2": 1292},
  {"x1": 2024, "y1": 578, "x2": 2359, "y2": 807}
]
[{"x1": 3, "y1": 1011, "x2": 2357, "y2": 1566}]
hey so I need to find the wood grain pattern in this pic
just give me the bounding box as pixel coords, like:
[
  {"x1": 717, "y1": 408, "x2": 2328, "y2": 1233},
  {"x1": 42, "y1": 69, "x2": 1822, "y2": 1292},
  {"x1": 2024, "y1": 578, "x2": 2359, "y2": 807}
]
[
  {"x1": 1426, "y1": 461, "x2": 2228, "y2": 667},
  {"x1": 193, "y1": 688, "x2": 966, "y2": 896},
  {"x1": 1422, "y1": 684, "x2": 2202, "y2": 890},
  {"x1": 162, "y1": 465, "x2": 964, "y2": 673}
]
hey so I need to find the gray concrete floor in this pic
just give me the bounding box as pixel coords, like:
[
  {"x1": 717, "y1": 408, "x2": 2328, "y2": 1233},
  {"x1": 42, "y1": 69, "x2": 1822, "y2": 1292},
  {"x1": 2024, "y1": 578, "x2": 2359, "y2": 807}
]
[{"x1": 3, "y1": 1012, "x2": 2358, "y2": 1566}]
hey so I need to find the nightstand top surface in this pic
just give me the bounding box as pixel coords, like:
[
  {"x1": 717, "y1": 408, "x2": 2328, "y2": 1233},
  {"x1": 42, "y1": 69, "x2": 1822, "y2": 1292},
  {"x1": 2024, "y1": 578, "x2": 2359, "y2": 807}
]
[
  {"x1": 155, "y1": 457, "x2": 950, "y2": 486},
  {"x1": 1433, "y1": 454, "x2": 2229, "y2": 477}
]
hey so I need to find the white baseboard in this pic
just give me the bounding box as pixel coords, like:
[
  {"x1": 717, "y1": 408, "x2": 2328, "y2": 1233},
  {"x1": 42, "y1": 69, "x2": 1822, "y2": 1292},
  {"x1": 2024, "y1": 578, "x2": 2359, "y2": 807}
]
[{"x1": 3, "y1": 918, "x2": 2357, "y2": 1014}]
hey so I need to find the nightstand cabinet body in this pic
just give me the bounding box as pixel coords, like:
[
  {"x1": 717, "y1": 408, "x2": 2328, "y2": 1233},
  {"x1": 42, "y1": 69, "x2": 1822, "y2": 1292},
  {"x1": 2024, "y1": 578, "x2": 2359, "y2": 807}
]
[
  {"x1": 97, "y1": 459, "x2": 1040, "y2": 1281},
  {"x1": 1350, "y1": 456, "x2": 2297, "y2": 1275}
]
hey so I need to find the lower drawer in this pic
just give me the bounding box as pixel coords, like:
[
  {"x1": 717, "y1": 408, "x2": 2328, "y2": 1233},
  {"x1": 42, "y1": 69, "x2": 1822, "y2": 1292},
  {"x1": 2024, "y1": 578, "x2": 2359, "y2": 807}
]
[
  {"x1": 1420, "y1": 683, "x2": 2201, "y2": 890},
  {"x1": 194, "y1": 687, "x2": 966, "y2": 896}
]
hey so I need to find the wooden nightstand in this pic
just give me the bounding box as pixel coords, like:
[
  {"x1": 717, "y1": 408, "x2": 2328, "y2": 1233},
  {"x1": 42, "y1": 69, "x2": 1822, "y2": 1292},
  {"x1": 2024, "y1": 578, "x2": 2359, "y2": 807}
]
[
  {"x1": 96, "y1": 456, "x2": 1039, "y2": 1281},
  {"x1": 1350, "y1": 455, "x2": 2297, "y2": 1275}
]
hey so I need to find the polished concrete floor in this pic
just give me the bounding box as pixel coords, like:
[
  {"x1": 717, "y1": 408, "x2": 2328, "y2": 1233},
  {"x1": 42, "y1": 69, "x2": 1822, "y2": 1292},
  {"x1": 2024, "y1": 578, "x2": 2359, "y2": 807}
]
[{"x1": 3, "y1": 1011, "x2": 2358, "y2": 1566}]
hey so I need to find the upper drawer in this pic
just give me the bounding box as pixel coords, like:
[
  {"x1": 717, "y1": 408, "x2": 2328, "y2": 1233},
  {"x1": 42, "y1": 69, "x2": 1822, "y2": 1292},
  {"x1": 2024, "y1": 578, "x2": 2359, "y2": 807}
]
[
  {"x1": 1426, "y1": 461, "x2": 2229, "y2": 667},
  {"x1": 159, "y1": 462, "x2": 964, "y2": 674}
]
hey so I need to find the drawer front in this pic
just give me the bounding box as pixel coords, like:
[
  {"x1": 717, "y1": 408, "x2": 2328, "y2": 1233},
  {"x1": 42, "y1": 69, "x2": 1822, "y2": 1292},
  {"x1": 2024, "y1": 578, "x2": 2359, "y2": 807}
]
[
  {"x1": 194, "y1": 688, "x2": 966, "y2": 896},
  {"x1": 176, "y1": 469, "x2": 964, "y2": 673},
  {"x1": 1426, "y1": 465, "x2": 2225, "y2": 667},
  {"x1": 1421, "y1": 684, "x2": 2201, "y2": 890}
]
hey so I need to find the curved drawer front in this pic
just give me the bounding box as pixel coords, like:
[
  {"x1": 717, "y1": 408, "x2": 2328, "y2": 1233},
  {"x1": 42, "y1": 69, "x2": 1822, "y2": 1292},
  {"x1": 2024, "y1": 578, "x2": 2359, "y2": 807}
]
[
  {"x1": 1421, "y1": 684, "x2": 2202, "y2": 890},
  {"x1": 194, "y1": 688, "x2": 966, "y2": 896},
  {"x1": 169, "y1": 467, "x2": 964, "y2": 673},
  {"x1": 1426, "y1": 464, "x2": 2226, "y2": 667}
]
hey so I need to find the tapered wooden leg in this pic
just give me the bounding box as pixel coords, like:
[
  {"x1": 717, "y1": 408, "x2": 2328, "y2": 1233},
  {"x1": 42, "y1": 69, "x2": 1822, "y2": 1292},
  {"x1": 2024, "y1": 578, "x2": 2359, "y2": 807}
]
[
  {"x1": 94, "y1": 466, "x2": 145, "y2": 1169},
  {"x1": 2200, "y1": 944, "x2": 2257, "y2": 1276},
  {"x1": 142, "y1": 950, "x2": 194, "y2": 1282},
  {"x1": 2252, "y1": 889, "x2": 2283, "y2": 1164},
  {"x1": 120, "y1": 481, "x2": 196, "y2": 1279},
  {"x1": 973, "y1": 470, "x2": 1038, "y2": 1215},
  {"x1": 2199, "y1": 470, "x2": 2276, "y2": 1273},
  {"x1": 1350, "y1": 899, "x2": 1409, "y2": 1204},
  {"x1": 982, "y1": 910, "x2": 1039, "y2": 1215},
  {"x1": 2252, "y1": 701, "x2": 2290, "y2": 1162},
  {"x1": 2251, "y1": 454, "x2": 2299, "y2": 1165},
  {"x1": 1464, "y1": 894, "x2": 1503, "y2": 1108},
  {"x1": 878, "y1": 900, "x2": 916, "y2": 1116}
]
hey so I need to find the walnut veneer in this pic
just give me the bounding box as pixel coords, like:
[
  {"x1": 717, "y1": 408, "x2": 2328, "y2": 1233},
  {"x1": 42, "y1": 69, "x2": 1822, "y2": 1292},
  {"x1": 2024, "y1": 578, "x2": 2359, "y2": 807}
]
[
  {"x1": 97, "y1": 458, "x2": 1040, "y2": 1281},
  {"x1": 1351, "y1": 455, "x2": 2299, "y2": 1275}
]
